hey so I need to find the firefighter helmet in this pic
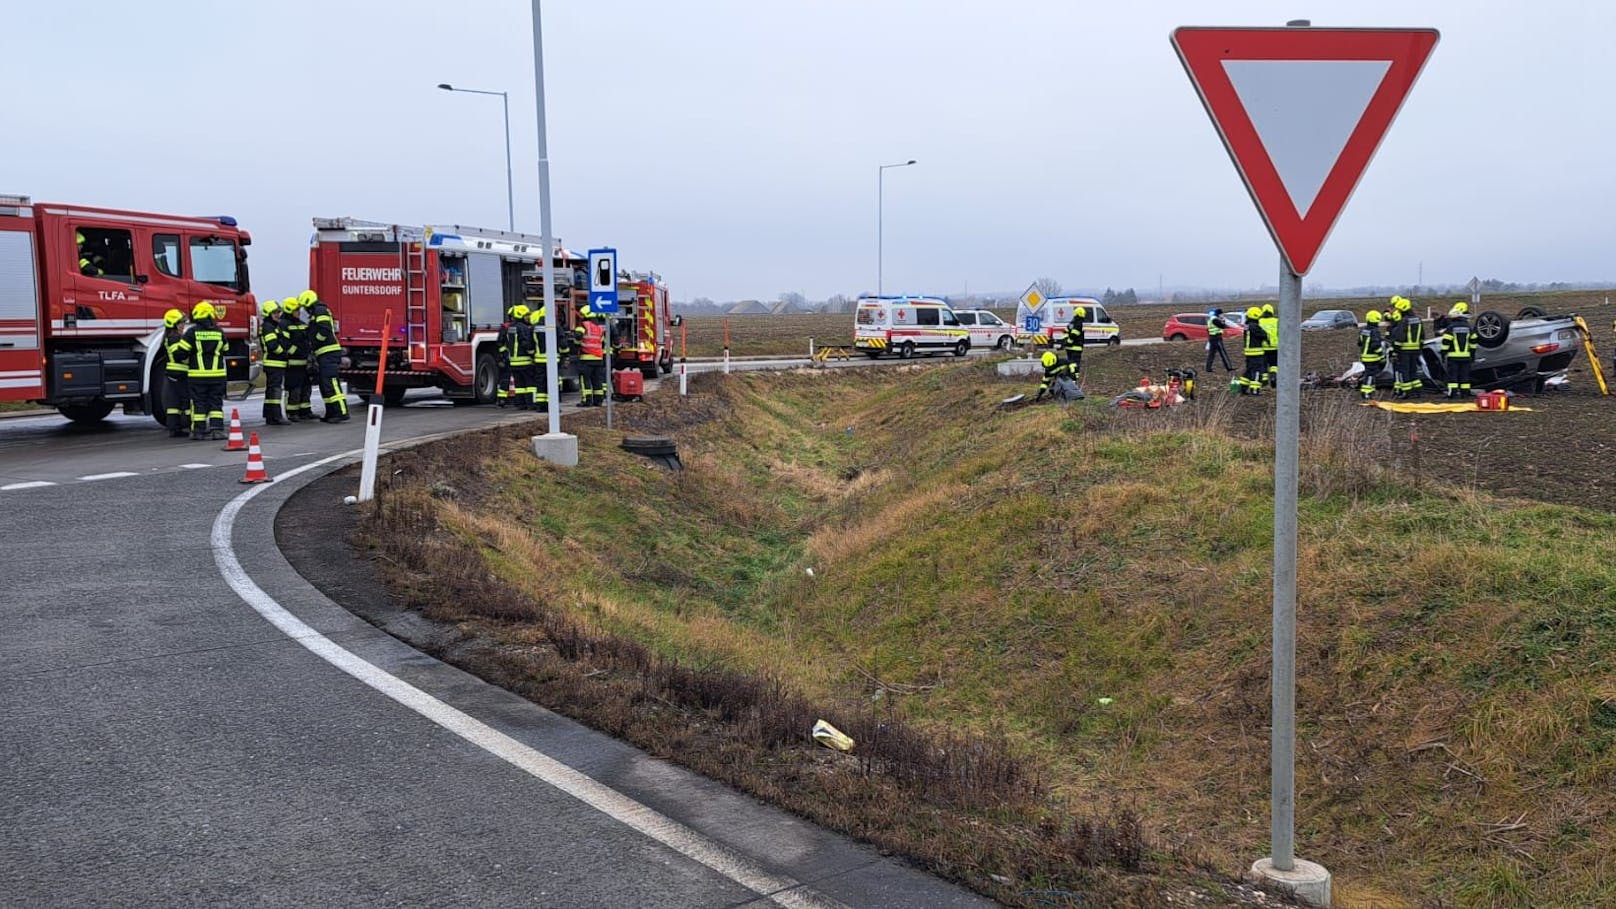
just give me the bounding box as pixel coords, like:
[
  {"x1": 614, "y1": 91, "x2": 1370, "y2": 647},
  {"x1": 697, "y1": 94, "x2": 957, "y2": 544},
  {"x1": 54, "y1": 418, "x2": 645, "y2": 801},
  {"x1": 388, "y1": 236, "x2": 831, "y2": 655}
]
[
  {"x1": 579, "y1": 304, "x2": 593, "y2": 319},
  {"x1": 282, "y1": 296, "x2": 302, "y2": 313},
  {"x1": 1452, "y1": 301, "x2": 1468, "y2": 314},
  {"x1": 1366, "y1": 309, "x2": 1382, "y2": 324},
  {"x1": 75, "y1": 230, "x2": 86, "y2": 245},
  {"x1": 163, "y1": 308, "x2": 185, "y2": 328},
  {"x1": 1394, "y1": 297, "x2": 1412, "y2": 313},
  {"x1": 1074, "y1": 306, "x2": 1088, "y2": 319},
  {"x1": 1246, "y1": 306, "x2": 1263, "y2": 320},
  {"x1": 1040, "y1": 351, "x2": 1057, "y2": 368},
  {"x1": 511, "y1": 304, "x2": 530, "y2": 321},
  {"x1": 191, "y1": 301, "x2": 216, "y2": 321},
  {"x1": 261, "y1": 299, "x2": 280, "y2": 316},
  {"x1": 298, "y1": 289, "x2": 318, "y2": 307},
  {"x1": 528, "y1": 306, "x2": 545, "y2": 325},
  {"x1": 1262, "y1": 303, "x2": 1276, "y2": 316}
]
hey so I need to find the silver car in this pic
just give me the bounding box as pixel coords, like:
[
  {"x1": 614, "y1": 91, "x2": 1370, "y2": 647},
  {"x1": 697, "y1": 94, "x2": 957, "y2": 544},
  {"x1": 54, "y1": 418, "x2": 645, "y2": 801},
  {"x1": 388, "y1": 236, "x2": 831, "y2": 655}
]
[
  {"x1": 1301, "y1": 309, "x2": 1358, "y2": 331},
  {"x1": 1421, "y1": 307, "x2": 1582, "y2": 392}
]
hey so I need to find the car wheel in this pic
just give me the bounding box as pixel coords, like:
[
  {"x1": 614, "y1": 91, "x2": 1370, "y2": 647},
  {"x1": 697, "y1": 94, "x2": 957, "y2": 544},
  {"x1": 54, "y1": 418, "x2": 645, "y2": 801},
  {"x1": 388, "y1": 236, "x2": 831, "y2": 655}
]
[
  {"x1": 58, "y1": 401, "x2": 115, "y2": 424},
  {"x1": 1108, "y1": 336, "x2": 1121, "y2": 347},
  {"x1": 899, "y1": 341, "x2": 915, "y2": 359},
  {"x1": 996, "y1": 335, "x2": 1013, "y2": 350},
  {"x1": 953, "y1": 339, "x2": 969, "y2": 357},
  {"x1": 1516, "y1": 305, "x2": 1548, "y2": 320},
  {"x1": 1474, "y1": 311, "x2": 1510, "y2": 349},
  {"x1": 1168, "y1": 333, "x2": 1187, "y2": 342}
]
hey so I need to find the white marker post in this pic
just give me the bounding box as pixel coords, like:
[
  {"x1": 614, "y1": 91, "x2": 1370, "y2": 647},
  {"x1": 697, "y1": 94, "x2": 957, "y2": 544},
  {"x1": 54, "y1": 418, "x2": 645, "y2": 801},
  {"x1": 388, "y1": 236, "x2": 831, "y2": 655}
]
[
  {"x1": 1173, "y1": 22, "x2": 1438, "y2": 907},
  {"x1": 356, "y1": 309, "x2": 393, "y2": 503}
]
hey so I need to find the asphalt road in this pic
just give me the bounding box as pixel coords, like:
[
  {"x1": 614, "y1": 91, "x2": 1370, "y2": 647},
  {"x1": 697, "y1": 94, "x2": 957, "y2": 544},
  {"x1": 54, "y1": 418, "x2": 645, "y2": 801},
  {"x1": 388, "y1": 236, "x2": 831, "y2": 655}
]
[{"x1": 1, "y1": 380, "x2": 991, "y2": 907}]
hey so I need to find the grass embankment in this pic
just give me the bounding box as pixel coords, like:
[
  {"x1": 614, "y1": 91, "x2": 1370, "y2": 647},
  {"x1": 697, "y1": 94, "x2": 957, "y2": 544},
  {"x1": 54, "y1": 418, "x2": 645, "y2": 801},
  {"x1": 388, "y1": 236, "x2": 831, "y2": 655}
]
[{"x1": 363, "y1": 362, "x2": 1616, "y2": 908}]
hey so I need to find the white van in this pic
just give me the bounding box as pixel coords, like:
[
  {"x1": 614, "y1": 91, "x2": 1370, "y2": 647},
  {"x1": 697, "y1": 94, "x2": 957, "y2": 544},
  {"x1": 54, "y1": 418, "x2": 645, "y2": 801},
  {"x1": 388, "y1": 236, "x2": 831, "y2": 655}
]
[
  {"x1": 1044, "y1": 298, "x2": 1122, "y2": 346},
  {"x1": 954, "y1": 309, "x2": 1017, "y2": 350},
  {"x1": 853, "y1": 296, "x2": 971, "y2": 359}
]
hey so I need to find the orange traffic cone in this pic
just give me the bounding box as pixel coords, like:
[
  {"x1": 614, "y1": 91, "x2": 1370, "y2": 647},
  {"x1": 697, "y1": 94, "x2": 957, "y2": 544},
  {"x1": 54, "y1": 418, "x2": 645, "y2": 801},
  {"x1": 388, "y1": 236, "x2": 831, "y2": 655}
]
[
  {"x1": 222, "y1": 408, "x2": 247, "y2": 451},
  {"x1": 239, "y1": 432, "x2": 272, "y2": 484}
]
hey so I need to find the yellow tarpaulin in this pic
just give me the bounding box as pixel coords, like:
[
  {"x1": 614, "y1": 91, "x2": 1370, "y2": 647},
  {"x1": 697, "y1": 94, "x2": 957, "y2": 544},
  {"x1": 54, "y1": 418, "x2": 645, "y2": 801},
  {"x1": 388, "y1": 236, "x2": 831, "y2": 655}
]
[{"x1": 1360, "y1": 401, "x2": 1533, "y2": 414}]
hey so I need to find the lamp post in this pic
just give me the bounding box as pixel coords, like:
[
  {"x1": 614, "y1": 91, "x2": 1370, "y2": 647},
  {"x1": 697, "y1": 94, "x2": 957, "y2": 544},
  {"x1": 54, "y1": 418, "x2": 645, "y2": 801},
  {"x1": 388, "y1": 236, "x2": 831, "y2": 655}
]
[
  {"x1": 436, "y1": 83, "x2": 515, "y2": 232},
  {"x1": 877, "y1": 159, "x2": 916, "y2": 296}
]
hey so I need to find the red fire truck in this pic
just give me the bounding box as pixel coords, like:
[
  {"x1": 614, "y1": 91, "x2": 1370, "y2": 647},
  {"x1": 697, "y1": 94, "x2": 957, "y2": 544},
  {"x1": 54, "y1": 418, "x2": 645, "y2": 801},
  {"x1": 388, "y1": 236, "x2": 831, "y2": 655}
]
[
  {"x1": 610, "y1": 271, "x2": 675, "y2": 380},
  {"x1": 308, "y1": 218, "x2": 588, "y2": 405},
  {"x1": 0, "y1": 194, "x2": 257, "y2": 423}
]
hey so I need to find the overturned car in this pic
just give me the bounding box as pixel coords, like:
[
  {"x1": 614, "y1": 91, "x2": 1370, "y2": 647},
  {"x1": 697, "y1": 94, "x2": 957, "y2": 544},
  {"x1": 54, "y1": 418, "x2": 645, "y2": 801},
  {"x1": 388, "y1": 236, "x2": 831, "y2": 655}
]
[{"x1": 1349, "y1": 306, "x2": 1584, "y2": 393}]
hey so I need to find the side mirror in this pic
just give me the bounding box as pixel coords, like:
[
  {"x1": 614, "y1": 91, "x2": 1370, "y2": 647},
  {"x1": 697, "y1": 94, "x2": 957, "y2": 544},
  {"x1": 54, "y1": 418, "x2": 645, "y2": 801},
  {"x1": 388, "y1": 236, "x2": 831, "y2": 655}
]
[
  {"x1": 135, "y1": 274, "x2": 150, "y2": 284},
  {"x1": 671, "y1": 314, "x2": 683, "y2": 327}
]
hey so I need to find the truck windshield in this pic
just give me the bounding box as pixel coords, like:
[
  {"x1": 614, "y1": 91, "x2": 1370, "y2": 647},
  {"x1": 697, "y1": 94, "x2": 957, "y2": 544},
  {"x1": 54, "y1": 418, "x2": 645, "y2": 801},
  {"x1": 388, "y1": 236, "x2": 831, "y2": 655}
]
[
  {"x1": 190, "y1": 238, "x2": 240, "y2": 290},
  {"x1": 856, "y1": 307, "x2": 880, "y2": 325}
]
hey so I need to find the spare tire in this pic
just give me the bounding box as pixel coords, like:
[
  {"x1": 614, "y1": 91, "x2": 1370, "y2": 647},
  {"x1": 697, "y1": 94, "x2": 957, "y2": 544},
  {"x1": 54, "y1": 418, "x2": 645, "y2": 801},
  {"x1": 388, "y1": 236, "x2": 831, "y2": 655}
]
[
  {"x1": 1516, "y1": 305, "x2": 1548, "y2": 320},
  {"x1": 1474, "y1": 310, "x2": 1510, "y2": 349}
]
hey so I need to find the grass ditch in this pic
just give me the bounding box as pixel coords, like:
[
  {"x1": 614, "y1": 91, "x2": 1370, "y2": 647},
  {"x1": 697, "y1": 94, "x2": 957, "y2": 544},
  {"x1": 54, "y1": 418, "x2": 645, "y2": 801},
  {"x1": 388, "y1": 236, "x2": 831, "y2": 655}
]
[{"x1": 357, "y1": 359, "x2": 1616, "y2": 908}]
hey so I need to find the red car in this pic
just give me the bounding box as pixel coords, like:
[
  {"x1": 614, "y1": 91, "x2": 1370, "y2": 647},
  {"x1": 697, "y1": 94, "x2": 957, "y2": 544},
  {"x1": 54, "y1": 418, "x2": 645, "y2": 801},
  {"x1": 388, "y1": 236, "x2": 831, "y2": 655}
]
[{"x1": 1162, "y1": 311, "x2": 1246, "y2": 342}]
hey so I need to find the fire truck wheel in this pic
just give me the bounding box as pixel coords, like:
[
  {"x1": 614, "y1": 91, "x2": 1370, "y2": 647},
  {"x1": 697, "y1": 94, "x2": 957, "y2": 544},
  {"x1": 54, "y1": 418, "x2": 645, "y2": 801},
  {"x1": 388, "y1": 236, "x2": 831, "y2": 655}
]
[
  {"x1": 473, "y1": 352, "x2": 499, "y2": 405},
  {"x1": 381, "y1": 387, "x2": 407, "y2": 407},
  {"x1": 58, "y1": 401, "x2": 116, "y2": 425}
]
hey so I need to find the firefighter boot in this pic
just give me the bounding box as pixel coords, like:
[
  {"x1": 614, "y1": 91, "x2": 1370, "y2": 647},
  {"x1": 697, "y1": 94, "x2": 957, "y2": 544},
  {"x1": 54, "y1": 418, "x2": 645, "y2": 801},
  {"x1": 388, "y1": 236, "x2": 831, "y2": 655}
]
[{"x1": 168, "y1": 413, "x2": 188, "y2": 438}]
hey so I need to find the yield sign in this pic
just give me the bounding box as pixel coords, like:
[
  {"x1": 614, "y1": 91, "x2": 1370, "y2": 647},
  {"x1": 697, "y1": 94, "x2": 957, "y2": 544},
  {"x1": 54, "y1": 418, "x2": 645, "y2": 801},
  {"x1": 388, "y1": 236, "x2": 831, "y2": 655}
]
[{"x1": 1172, "y1": 27, "x2": 1439, "y2": 274}]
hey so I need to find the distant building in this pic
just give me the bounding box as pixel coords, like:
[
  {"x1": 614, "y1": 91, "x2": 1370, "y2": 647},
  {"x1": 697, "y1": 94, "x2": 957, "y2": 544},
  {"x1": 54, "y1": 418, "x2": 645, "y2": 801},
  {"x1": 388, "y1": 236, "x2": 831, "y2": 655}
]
[{"x1": 726, "y1": 299, "x2": 771, "y2": 316}]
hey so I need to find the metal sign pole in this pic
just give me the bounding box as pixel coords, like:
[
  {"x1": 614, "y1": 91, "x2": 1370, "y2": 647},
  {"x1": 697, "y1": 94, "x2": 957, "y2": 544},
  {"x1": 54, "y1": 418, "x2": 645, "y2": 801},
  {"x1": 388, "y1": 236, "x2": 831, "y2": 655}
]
[
  {"x1": 604, "y1": 321, "x2": 613, "y2": 429},
  {"x1": 1271, "y1": 259, "x2": 1302, "y2": 872},
  {"x1": 532, "y1": 0, "x2": 560, "y2": 438}
]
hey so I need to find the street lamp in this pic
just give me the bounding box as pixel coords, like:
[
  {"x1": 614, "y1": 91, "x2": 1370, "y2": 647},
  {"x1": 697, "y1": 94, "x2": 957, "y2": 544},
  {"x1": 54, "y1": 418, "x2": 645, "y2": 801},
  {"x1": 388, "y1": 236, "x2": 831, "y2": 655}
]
[
  {"x1": 437, "y1": 82, "x2": 515, "y2": 232},
  {"x1": 878, "y1": 159, "x2": 916, "y2": 297}
]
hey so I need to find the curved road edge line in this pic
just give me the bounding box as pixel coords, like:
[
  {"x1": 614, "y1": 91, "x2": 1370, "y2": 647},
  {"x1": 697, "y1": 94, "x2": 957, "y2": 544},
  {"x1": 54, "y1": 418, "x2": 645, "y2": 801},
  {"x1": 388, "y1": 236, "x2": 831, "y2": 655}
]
[{"x1": 210, "y1": 451, "x2": 849, "y2": 909}]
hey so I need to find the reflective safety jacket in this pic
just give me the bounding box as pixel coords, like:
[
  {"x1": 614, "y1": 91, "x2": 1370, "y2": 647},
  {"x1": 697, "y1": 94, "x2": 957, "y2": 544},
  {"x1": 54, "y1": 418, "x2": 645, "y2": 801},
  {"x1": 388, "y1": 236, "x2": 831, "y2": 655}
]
[
  {"x1": 281, "y1": 317, "x2": 309, "y2": 366},
  {"x1": 1359, "y1": 325, "x2": 1385, "y2": 363},
  {"x1": 178, "y1": 319, "x2": 227, "y2": 379},
  {"x1": 528, "y1": 307, "x2": 552, "y2": 363},
  {"x1": 164, "y1": 328, "x2": 190, "y2": 374},
  {"x1": 1259, "y1": 315, "x2": 1279, "y2": 353},
  {"x1": 1244, "y1": 321, "x2": 1268, "y2": 356},
  {"x1": 1207, "y1": 315, "x2": 1225, "y2": 337},
  {"x1": 260, "y1": 314, "x2": 286, "y2": 369},
  {"x1": 577, "y1": 321, "x2": 605, "y2": 360},
  {"x1": 507, "y1": 320, "x2": 535, "y2": 367},
  {"x1": 1063, "y1": 315, "x2": 1085, "y2": 351},
  {"x1": 1395, "y1": 314, "x2": 1424, "y2": 351},
  {"x1": 306, "y1": 303, "x2": 342, "y2": 358},
  {"x1": 1441, "y1": 316, "x2": 1474, "y2": 360}
]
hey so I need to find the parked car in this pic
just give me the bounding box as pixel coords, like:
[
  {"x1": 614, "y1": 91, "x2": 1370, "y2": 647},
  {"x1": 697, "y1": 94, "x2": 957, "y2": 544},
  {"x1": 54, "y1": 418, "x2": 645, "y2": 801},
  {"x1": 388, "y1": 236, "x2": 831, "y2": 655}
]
[
  {"x1": 954, "y1": 309, "x2": 1017, "y2": 350},
  {"x1": 1301, "y1": 309, "x2": 1358, "y2": 331},
  {"x1": 1162, "y1": 312, "x2": 1245, "y2": 342}
]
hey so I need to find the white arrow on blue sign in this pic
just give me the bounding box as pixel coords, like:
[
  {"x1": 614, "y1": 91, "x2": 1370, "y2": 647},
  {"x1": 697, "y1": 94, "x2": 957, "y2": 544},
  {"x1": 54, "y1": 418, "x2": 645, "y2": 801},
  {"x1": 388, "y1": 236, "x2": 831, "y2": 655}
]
[{"x1": 588, "y1": 248, "x2": 619, "y2": 314}]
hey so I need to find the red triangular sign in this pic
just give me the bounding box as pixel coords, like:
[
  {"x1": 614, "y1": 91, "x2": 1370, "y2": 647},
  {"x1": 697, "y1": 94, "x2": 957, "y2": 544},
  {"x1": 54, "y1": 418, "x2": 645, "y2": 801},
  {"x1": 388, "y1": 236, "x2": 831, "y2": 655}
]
[{"x1": 1172, "y1": 27, "x2": 1438, "y2": 274}]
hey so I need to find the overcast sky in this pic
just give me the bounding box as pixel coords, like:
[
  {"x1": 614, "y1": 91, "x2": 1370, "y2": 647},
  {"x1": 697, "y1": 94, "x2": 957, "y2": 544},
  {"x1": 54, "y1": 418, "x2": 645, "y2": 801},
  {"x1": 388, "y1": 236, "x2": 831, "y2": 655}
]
[{"x1": 7, "y1": 1, "x2": 1612, "y2": 301}]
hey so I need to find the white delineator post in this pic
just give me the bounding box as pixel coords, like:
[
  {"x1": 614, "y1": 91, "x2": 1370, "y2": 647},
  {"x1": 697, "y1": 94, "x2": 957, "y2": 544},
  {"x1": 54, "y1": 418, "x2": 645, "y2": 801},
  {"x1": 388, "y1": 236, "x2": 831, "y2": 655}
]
[
  {"x1": 678, "y1": 362, "x2": 687, "y2": 396},
  {"x1": 357, "y1": 401, "x2": 383, "y2": 501},
  {"x1": 530, "y1": 0, "x2": 577, "y2": 467}
]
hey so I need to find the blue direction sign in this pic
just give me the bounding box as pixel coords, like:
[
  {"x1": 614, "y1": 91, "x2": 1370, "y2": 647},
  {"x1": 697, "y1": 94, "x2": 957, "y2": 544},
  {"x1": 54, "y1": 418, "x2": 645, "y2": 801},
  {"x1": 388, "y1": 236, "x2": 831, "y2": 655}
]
[{"x1": 588, "y1": 248, "x2": 619, "y2": 314}]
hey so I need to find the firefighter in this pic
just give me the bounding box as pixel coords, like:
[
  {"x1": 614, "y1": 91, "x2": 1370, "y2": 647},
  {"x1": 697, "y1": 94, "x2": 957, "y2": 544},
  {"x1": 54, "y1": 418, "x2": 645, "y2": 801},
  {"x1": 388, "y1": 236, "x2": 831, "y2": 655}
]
[
  {"x1": 280, "y1": 296, "x2": 313, "y2": 421},
  {"x1": 1259, "y1": 303, "x2": 1279, "y2": 387},
  {"x1": 1391, "y1": 296, "x2": 1424, "y2": 398},
  {"x1": 259, "y1": 299, "x2": 289, "y2": 425},
  {"x1": 506, "y1": 304, "x2": 534, "y2": 410},
  {"x1": 1240, "y1": 306, "x2": 1268, "y2": 395},
  {"x1": 1033, "y1": 349, "x2": 1067, "y2": 402},
  {"x1": 496, "y1": 303, "x2": 516, "y2": 407},
  {"x1": 574, "y1": 305, "x2": 608, "y2": 407},
  {"x1": 1205, "y1": 307, "x2": 1233, "y2": 372},
  {"x1": 299, "y1": 290, "x2": 348, "y2": 423},
  {"x1": 161, "y1": 308, "x2": 191, "y2": 437},
  {"x1": 1358, "y1": 309, "x2": 1387, "y2": 400},
  {"x1": 177, "y1": 300, "x2": 228, "y2": 440},
  {"x1": 529, "y1": 303, "x2": 553, "y2": 411},
  {"x1": 1440, "y1": 301, "x2": 1475, "y2": 398},
  {"x1": 76, "y1": 230, "x2": 105, "y2": 277},
  {"x1": 1062, "y1": 305, "x2": 1087, "y2": 380}
]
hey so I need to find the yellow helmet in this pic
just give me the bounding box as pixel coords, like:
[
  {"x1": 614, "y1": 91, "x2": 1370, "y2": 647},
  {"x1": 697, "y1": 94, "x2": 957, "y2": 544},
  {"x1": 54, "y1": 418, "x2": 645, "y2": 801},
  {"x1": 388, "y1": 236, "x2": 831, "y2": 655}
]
[
  {"x1": 163, "y1": 308, "x2": 185, "y2": 328},
  {"x1": 1389, "y1": 295, "x2": 1403, "y2": 307},
  {"x1": 1365, "y1": 309, "x2": 1382, "y2": 323},
  {"x1": 1246, "y1": 306, "x2": 1263, "y2": 319},
  {"x1": 579, "y1": 304, "x2": 594, "y2": 319},
  {"x1": 191, "y1": 301, "x2": 215, "y2": 321},
  {"x1": 281, "y1": 296, "x2": 301, "y2": 312},
  {"x1": 261, "y1": 299, "x2": 280, "y2": 316},
  {"x1": 1394, "y1": 297, "x2": 1412, "y2": 313},
  {"x1": 1452, "y1": 300, "x2": 1468, "y2": 314},
  {"x1": 511, "y1": 304, "x2": 530, "y2": 321},
  {"x1": 1074, "y1": 306, "x2": 1088, "y2": 318},
  {"x1": 528, "y1": 306, "x2": 545, "y2": 324},
  {"x1": 75, "y1": 230, "x2": 86, "y2": 245},
  {"x1": 1040, "y1": 351, "x2": 1057, "y2": 368},
  {"x1": 1262, "y1": 303, "x2": 1275, "y2": 316},
  {"x1": 298, "y1": 289, "x2": 318, "y2": 307}
]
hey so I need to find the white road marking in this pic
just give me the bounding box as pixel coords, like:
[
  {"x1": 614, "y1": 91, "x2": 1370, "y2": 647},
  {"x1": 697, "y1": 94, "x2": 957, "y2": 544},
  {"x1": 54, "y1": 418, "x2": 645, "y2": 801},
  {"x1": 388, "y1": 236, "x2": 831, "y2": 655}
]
[
  {"x1": 79, "y1": 471, "x2": 138, "y2": 481},
  {"x1": 212, "y1": 453, "x2": 847, "y2": 909},
  {"x1": 1, "y1": 480, "x2": 56, "y2": 491},
  {"x1": 179, "y1": 463, "x2": 213, "y2": 470}
]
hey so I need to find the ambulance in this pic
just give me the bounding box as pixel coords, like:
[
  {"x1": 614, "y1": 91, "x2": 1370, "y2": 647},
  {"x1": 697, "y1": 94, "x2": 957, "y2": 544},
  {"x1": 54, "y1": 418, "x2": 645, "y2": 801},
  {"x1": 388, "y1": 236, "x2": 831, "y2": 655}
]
[
  {"x1": 852, "y1": 295, "x2": 971, "y2": 359},
  {"x1": 1014, "y1": 295, "x2": 1122, "y2": 347}
]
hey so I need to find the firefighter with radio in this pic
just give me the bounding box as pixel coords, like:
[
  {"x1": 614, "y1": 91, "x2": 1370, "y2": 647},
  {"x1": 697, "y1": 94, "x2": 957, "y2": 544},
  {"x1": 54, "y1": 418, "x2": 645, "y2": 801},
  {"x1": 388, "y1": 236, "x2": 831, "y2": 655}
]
[
  {"x1": 1389, "y1": 296, "x2": 1424, "y2": 397},
  {"x1": 161, "y1": 308, "x2": 191, "y2": 437},
  {"x1": 259, "y1": 299, "x2": 290, "y2": 425},
  {"x1": 574, "y1": 305, "x2": 608, "y2": 407},
  {"x1": 280, "y1": 296, "x2": 313, "y2": 421},
  {"x1": 1239, "y1": 306, "x2": 1268, "y2": 395},
  {"x1": 1259, "y1": 303, "x2": 1279, "y2": 387},
  {"x1": 1357, "y1": 310, "x2": 1388, "y2": 400},
  {"x1": 1205, "y1": 307, "x2": 1234, "y2": 372},
  {"x1": 1062, "y1": 306, "x2": 1087, "y2": 380},
  {"x1": 529, "y1": 304, "x2": 555, "y2": 411},
  {"x1": 496, "y1": 304, "x2": 517, "y2": 407},
  {"x1": 299, "y1": 290, "x2": 348, "y2": 423},
  {"x1": 506, "y1": 304, "x2": 535, "y2": 410},
  {"x1": 1440, "y1": 301, "x2": 1475, "y2": 398},
  {"x1": 173, "y1": 301, "x2": 228, "y2": 440}
]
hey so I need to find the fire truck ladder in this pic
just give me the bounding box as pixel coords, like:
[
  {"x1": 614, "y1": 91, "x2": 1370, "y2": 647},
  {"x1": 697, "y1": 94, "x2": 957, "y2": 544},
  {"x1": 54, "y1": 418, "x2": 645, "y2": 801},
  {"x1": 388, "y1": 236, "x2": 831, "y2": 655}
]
[
  {"x1": 403, "y1": 243, "x2": 429, "y2": 368},
  {"x1": 1572, "y1": 316, "x2": 1610, "y2": 395}
]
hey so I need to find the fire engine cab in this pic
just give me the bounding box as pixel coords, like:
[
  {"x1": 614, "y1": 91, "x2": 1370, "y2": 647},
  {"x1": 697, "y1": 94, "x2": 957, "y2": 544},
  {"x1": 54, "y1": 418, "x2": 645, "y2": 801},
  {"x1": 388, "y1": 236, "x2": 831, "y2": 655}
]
[
  {"x1": 0, "y1": 194, "x2": 256, "y2": 423},
  {"x1": 308, "y1": 218, "x2": 588, "y2": 405}
]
